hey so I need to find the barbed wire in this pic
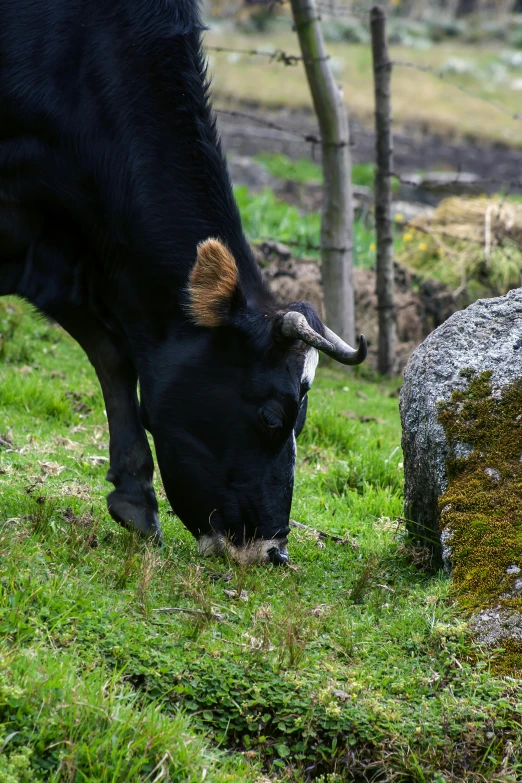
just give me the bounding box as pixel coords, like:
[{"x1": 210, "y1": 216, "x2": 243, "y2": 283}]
[
  {"x1": 217, "y1": 103, "x2": 522, "y2": 171},
  {"x1": 215, "y1": 108, "x2": 323, "y2": 144},
  {"x1": 256, "y1": 236, "x2": 348, "y2": 253},
  {"x1": 394, "y1": 220, "x2": 489, "y2": 248},
  {"x1": 217, "y1": 109, "x2": 522, "y2": 192},
  {"x1": 389, "y1": 171, "x2": 522, "y2": 191},
  {"x1": 208, "y1": 49, "x2": 520, "y2": 127},
  {"x1": 313, "y1": 1, "x2": 384, "y2": 20},
  {"x1": 211, "y1": 55, "x2": 522, "y2": 147},
  {"x1": 206, "y1": 45, "x2": 330, "y2": 66},
  {"x1": 275, "y1": 0, "x2": 385, "y2": 11},
  {"x1": 209, "y1": 7, "x2": 522, "y2": 258},
  {"x1": 256, "y1": 204, "x2": 521, "y2": 255},
  {"x1": 255, "y1": 221, "x2": 517, "y2": 257}
]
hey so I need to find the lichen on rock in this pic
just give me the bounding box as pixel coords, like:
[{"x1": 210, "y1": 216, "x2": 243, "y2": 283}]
[
  {"x1": 400, "y1": 289, "x2": 522, "y2": 669},
  {"x1": 438, "y1": 372, "x2": 522, "y2": 631},
  {"x1": 401, "y1": 288, "x2": 522, "y2": 557}
]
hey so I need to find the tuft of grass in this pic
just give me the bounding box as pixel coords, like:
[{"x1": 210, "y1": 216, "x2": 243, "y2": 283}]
[
  {"x1": 0, "y1": 303, "x2": 521, "y2": 780},
  {"x1": 254, "y1": 152, "x2": 323, "y2": 183},
  {"x1": 234, "y1": 185, "x2": 321, "y2": 256},
  {"x1": 346, "y1": 554, "x2": 380, "y2": 605}
]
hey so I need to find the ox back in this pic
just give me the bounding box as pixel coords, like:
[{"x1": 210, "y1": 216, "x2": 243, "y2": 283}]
[
  {"x1": 0, "y1": 0, "x2": 262, "y2": 310},
  {"x1": 0, "y1": 0, "x2": 366, "y2": 563}
]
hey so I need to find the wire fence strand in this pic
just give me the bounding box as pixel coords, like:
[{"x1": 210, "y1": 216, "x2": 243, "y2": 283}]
[
  {"x1": 206, "y1": 45, "x2": 330, "y2": 66},
  {"x1": 215, "y1": 108, "x2": 322, "y2": 144},
  {"x1": 210, "y1": 6, "x2": 521, "y2": 261},
  {"x1": 389, "y1": 171, "x2": 522, "y2": 191}
]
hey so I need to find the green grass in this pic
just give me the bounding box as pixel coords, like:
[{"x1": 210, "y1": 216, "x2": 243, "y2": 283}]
[
  {"x1": 1, "y1": 300, "x2": 522, "y2": 782},
  {"x1": 254, "y1": 153, "x2": 323, "y2": 184},
  {"x1": 235, "y1": 185, "x2": 379, "y2": 267},
  {"x1": 253, "y1": 153, "x2": 399, "y2": 195}
]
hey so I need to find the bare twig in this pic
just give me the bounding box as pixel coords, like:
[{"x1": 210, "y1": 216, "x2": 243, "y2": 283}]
[
  {"x1": 290, "y1": 519, "x2": 359, "y2": 546},
  {"x1": 215, "y1": 108, "x2": 321, "y2": 144},
  {"x1": 206, "y1": 45, "x2": 329, "y2": 67},
  {"x1": 390, "y1": 171, "x2": 522, "y2": 191},
  {"x1": 316, "y1": 1, "x2": 386, "y2": 19},
  {"x1": 153, "y1": 607, "x2": 225, "y2": 621}
]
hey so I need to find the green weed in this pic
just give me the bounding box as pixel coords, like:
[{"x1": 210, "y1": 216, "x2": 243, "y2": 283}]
[
  {"x1": 0, "y1": 303, "x2": 520, "y2": 781},
  {"x1": 254, "y1": 152, "x2": 323, "y2": 183},
  {"x1": 235, "y1": 185, "x2": 383, "y2": 268},
  {"x1": 253, "y1": 153, "x2": 396, "y2": 192}
]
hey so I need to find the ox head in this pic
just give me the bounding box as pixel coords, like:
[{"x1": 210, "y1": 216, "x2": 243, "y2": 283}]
[{"x1": 151, "y1": 239, "x2": 366, "y2": 564}]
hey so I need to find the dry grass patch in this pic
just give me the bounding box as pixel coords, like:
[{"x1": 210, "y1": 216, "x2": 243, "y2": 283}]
[{"x1": 206, "y1": 29, "x2": 522, "y2": 145}]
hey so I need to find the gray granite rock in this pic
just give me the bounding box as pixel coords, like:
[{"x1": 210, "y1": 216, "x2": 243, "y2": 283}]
[
  {"x1": 470, "y1": 607, "x2": 522, "y2": 647},
  {"x1": 400, "y1": 288, "x2": 522, "y2": 563}
]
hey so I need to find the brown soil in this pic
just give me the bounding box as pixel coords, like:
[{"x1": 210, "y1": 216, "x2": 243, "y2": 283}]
[{"x1": 254, "y1": 241, "x2": 457, "y2": 371}]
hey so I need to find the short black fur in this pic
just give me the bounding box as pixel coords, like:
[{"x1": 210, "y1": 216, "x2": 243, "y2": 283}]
[{"x1": 0, "y1": 0, "x2": 324, "y2": 559}]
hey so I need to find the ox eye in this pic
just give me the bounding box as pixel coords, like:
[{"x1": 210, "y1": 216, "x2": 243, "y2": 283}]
[{"x1": 260, "y1": 408, "x2": 282, "y2": 430}]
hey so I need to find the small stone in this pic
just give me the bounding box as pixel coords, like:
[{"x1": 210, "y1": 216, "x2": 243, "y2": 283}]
[
  {"x1": 506, "y1": 565, "x2": 521, "y2": 575},
  {"x1": 484, "y1": 467, "x2": 501, "y2": 482},
  {"x1": 514, "y1": 580, "x2": 522, "y2": 592},
  {"x1": 223, "y1": 589, "x2": 248, "y2": 601}
]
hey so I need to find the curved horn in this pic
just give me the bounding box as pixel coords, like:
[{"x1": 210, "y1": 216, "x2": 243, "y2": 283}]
[{"x1": 281, "y1": 311, "x2": 367, "y2": 366}]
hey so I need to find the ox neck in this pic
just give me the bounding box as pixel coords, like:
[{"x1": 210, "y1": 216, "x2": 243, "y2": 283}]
[{"x1": 70, "y1": 6, "x2": 265, "y2": 305}]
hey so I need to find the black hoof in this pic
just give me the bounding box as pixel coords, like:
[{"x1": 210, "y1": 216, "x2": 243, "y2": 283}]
[{"x1": 107, "y1": 490, "x2": 163, "y2": 545}]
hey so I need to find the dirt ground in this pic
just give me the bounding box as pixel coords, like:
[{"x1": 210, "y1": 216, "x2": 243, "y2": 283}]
[{"x1": 218, "y1": 104, "x2": 522, "y2": 194}]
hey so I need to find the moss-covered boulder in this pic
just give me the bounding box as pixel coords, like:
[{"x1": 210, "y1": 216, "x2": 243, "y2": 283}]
[{"x1": 400, "y1": 289, "x2": 522, "y2": 660}]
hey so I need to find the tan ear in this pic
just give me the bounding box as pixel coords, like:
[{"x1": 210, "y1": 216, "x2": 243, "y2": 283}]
[{"x1": 188, "y1": 238, "x2": 240, "y2": 327}]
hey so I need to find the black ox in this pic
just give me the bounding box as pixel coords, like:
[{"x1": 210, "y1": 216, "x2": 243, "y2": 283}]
[{"x1": 0, "y1": 0, "x2": 366, "y2": 564}]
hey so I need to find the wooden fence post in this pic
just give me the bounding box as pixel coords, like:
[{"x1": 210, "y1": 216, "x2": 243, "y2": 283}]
[
  {"x1": 371, "y1": 5, "x2": 396, "y2": 376},
  {"x1": 290, "y1": 0, "x2": 355, "y2": 346}
]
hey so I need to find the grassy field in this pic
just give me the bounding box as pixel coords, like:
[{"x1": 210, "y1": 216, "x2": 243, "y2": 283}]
[
  {"x1": 205, "y1": 25, "x2": 522, "y2": 147},
  {"x1": 232, "y1": 165, "x2": 400, "y2": 267},
  {"x1": 235, "y1": 186, "x2": 378, "y2": 266},
  {"x1": 1, "y1": 297, "x2": 522, "y2": 782}
]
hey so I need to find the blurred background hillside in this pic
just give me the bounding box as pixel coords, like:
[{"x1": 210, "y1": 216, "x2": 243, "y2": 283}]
[{"x1": 200, "y1": 0, "x2": 522, "y2": 369}]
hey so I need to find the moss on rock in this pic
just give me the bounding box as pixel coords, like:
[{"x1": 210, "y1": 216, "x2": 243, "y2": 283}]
[{"x1": 438, "y1": 370, "x2": 522, "y2": 669}]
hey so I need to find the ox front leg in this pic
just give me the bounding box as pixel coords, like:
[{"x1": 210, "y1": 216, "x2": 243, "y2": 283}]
[
  {"x1": 58, "y1": 314, "x2": 162, "y2": 543},
  {"x1": 102, "y1": 356, "x2": 162, "y2": 545}
]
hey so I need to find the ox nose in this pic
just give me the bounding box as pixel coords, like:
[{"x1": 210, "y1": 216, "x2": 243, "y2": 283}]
[{"x1": 267, "y1": 540, "x2": 289, "y2": 566}]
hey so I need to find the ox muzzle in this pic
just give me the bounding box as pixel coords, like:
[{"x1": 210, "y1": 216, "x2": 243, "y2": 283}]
[{"x1": 198, "y1": 533, "x2": 289, "y2": 565}]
